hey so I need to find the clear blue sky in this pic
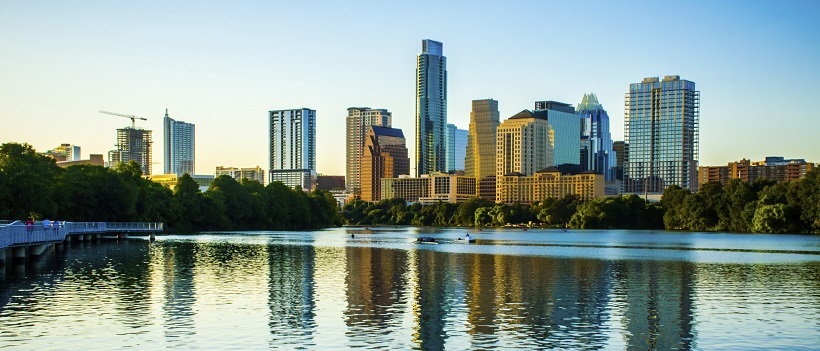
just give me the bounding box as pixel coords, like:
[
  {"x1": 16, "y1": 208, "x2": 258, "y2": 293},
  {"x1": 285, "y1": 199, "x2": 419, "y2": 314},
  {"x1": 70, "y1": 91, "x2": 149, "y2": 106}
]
[{"x1": 2, "y1": 0, "x2": 819, "y2": 176}]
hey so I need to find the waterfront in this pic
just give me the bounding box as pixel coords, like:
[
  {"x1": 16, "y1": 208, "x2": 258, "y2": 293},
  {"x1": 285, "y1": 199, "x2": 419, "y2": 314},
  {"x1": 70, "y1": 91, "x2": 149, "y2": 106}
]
[{"x1": 1, "y1": 228, "x2": 819, "y2": 350}]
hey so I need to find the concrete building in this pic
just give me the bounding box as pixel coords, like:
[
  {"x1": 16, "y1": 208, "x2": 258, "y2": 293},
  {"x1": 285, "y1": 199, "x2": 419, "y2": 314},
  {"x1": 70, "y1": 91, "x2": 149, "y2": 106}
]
[
  {"x1": 496, "y1": 167, "x2": 604, "y2": 204},
  {"x1": 269, "y1": 108, "x2": 316, "y2": 190},
  {"x1": 496, "y1": 110, "x2": 554, "y2": 177},
  {"x1": 215, "y1": 166, "x2": 266, "y2": 185},
  {"x1": 361, "y1": 126, "x2": 410, "y2": 202},
  {"x1": 56, "y1": 154, "x2": 104, "y2": 168},
  {"x1": 534, "y1": 100, "x2": 580, "y2": 167},
  {"x1": 163, "y1": 109, "x2": 196, "y2": 176},
  {"x1": 624, "y1": 75, "x2": 699, "y2": 194},
  {"x1": 380, "y1": 173, "x2": 476, "y2": 204},
  {"x1": 346, "y1": 107, "x2": 392, "y2": 195},
  {"x1": 108, "y1": 127, "x2": 153, "y2": 175},
  {"x1": 466, "y1": 99, "x2": 500, "y2": 201},
  {"x1": 698, "y1": 157, "x2": 816, "y2": 185},
  {"x1": 42, "y1": 143, "x2": 81, "y2": 161},
  {"x1": 415, "y1": 39, "x2": 448, "y2": 176}
]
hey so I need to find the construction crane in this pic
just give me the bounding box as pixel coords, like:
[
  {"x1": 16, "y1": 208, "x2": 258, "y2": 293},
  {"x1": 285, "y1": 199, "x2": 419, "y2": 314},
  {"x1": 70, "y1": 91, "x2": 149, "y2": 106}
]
[{"x1": 99, "y1": 110, "x2": 148, "y2": 128}]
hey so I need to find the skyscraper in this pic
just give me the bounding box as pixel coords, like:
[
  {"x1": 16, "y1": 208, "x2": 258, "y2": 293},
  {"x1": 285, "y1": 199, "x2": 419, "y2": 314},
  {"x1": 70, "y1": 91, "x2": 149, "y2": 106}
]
[
  {"x1": 496, "y1": 110, "x2": 554, "y2": 177},
  {"x1": 163, "y1": 109, "x2": 195, "y2": 176},
  {"x1": 361, "y1": 125, "x2": 410, "y2": 202},
  {"x1": 577, "y1": 94, "x2": 615, "y2": 180},
  {"x1": 346, "y1": 107, "x2": 392, "y2": 195},
  {"x1": 269, "y1": 108, "x2": 317, "y2": 190},
  {"x1": 466, "y1": 99, "x2": 500, "y2": 200},
  {"x1": 445, "y1": 124, "x2": 467, "y2": 172},
  {"x1": 108, "y1": 128, "x2": 153, "y2": 175},
  {"x1": 534, "y1": 101, "x2": 580, "y2": 167},
  {"x1": 624, "y1": 75, "x2": 699, "y2": 194},
  {"x1": 415, "y1": 39, "x2": 447, "y2": 176}
]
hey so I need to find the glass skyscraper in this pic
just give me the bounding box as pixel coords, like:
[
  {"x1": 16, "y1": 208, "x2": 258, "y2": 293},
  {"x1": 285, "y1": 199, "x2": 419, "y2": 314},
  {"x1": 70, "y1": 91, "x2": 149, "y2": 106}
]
[
  {"x1": 577, "y1": 94, "x2": 615, "y2": 181},
  {"x1": 534, "y1": 101, "x2": 580, "y2": 167},
  {"x1": 163, "y1": 109, "x2": 195, "y2": 176},
  {"x1": 269, "y1": 108, "x2": 317, "y2": 190},
  {"x1": 624, "y1": 75, "x2": 699, "y2": 194},
  {"x1": 445, "y1": 123, "x2": 467, "y2": 172},
  {"x1": 415, "y1": 39, "x2": 447, "y2": 176}
]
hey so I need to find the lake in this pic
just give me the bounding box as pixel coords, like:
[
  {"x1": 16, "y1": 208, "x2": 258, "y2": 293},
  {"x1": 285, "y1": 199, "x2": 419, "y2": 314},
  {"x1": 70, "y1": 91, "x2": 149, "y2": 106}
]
[{"x1": 2, "y1": 227, "x2": 819, "y2": 350}]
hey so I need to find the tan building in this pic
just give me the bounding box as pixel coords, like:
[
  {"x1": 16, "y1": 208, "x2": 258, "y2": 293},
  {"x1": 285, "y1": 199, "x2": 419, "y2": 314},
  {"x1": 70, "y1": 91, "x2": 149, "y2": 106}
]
[
  {"x1": 56, "y1": 154, "x2": 104, "y2": 168},
  {"x1": 496, "y1": 110, "x2": 554, "y2": 178},
  {"x1": 150, "y1": 173, "x2": 215, "y2": 192},
  {"x1": 497, "y1": 167, "x2": 604, "y2": 204},
  {"x1": 381, "y1": 173, "x2": 476, "y2": 204},
  {"x1": 215, "y1": 166, "x2": 266, "y2": 185},
  {"x1": 346, "y1": 107, "x2": 392, "y2": 195},
  {"x1": 699, "y1": 157, "x2": 816, "y2": 185},
  {"x1": 466, "y1": 99, "x2": 500, "y2": 200},
  {"x1": 361, "y1": 126, "x2": 410, "y2": 202}
]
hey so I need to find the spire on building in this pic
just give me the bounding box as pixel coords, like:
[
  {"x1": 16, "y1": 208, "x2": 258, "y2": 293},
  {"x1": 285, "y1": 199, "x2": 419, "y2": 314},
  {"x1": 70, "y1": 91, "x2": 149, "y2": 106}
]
[{"x1": 577, "y1": 93, "x2": 603, "y2": 112}]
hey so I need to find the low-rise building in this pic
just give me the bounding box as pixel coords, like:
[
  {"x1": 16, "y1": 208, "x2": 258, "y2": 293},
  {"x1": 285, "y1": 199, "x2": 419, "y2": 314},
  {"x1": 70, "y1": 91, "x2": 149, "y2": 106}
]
[
  {"x1": 698, "y1": 157, "x2": 816, "y2": 185},
  {"x1": 215, "y1": 166, "x2": 265, "y2": 185},
  {"x1": 496, "y1": 167, "x2": 604, "y2": 204},
  {"x1": 150, "y1": 174, "x2": 215, "y2": 192},
  {"x1": 380, "y1": 173, "x2": 476, "y2": 204},
  {"x1": 56, "y1": 154, "x2": 104, "y2": 168}
]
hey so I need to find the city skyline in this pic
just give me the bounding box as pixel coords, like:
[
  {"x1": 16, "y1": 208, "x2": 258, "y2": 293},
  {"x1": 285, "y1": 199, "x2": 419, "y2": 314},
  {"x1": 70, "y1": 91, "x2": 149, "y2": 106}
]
[{"x1": 2, "y1": 1, "x2": 819, "y2": 177}]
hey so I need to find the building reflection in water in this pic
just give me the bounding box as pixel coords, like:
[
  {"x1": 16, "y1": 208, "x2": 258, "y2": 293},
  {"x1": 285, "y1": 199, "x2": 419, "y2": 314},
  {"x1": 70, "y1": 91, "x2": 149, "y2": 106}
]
[{"x1": 266, "y1": 244, "x2": 317, "y2": 348}]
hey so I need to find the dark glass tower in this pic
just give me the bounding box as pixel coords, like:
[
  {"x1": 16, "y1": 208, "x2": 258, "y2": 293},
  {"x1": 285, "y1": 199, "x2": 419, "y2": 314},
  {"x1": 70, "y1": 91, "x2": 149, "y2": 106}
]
[
  {"x1": 415, "y1": 39, "x2": 447, "y2": 176},
  {"x1": 577, "y1": 94, "x2": 615, "y2": 181}
]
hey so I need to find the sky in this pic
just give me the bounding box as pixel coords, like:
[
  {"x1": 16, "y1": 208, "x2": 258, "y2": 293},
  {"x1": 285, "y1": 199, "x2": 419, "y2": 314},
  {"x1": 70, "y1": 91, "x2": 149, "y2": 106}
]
[{"x1": 2, "y1": 0, "x2": 819, "y2": 177}]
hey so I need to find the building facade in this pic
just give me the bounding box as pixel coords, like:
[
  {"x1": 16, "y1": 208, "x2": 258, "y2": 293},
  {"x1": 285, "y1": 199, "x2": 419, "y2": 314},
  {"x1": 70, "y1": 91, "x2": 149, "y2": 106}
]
[
  {"x1": 269, "y1": 108, "x2": 317, "y2": 190},
  {"x1": 496, "y1": 167, "x2": 604, "y2": 204},
  {"x1": 496, "y1": 110, "x2": 554, "y2": 178},
  {"x1": 108, "y1": 128, "x2": 153, "y2": 175},
  {"x1": 466, "y1": 99, "x2": 500, "y2": 201},
  {"x1": 163, "y1": 109, "x2": 196, "y2": 176},
  {"x1": 346, "y1": 107, "x2": 392, "y2": 195},
  {"x1": 316, "y1": 175, "x2": 346, "y2": 191},
  {"x1": 534, "y1": 101, "x2": 580, "y2": 166},
  {"x1": 624, "y1": 75, "x2": 699, "y2": 194},
  {"x1": 150, "y1": 173, "x2": 214, "y2": 192},
  {"x1": 577, "y1": 93, "x2": 616, "y2": 181},
  {"x1": 361, "y1": 126, "x2": 410, "y2": 202},
  {"x1": 215, "y1": 166, "x2": 266, "y2": 185},
  {"x1": 446, "y1": 124, "x2": 467, "y2": 172},
  {"x1": 415, "y1": 39, "x2": 448, "y2": 176},
  {"x1": 380, "y1": 173, "x2": 476, "y2": 204},
  {"x1": 699, "y1": 157, "x2": 816, "y2": 185}
]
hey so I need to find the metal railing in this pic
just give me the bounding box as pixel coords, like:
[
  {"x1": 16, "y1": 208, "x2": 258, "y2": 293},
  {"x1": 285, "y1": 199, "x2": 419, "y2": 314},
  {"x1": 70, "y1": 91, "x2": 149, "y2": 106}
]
[{"x1": 0, "y1": 221, "x2": 163, "y2": 249}]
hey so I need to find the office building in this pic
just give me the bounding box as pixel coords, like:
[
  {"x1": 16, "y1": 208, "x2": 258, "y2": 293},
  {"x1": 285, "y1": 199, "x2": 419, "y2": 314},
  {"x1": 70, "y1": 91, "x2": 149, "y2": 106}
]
[
  {"x1": 496, "y1": 167, "x2": 604, "y2": 204},
  {"x1": 534, "y1": 101, "x2": 580, "y2": 167},
  {"x1": 613, "y1": 141, "x2": 626, "y2": 181},
  {"x1": 446, "y1": 124, "x2": 467, "y2": 172},
  {"x1": 108, "y1": 128, "x2": 153, "y2": 175},
  {"x1": 361, "y1": 126, "x2": 410, "y2": 202},
  {"x1": 699, "y1": 157, "x2": 816, "y2": 185},
  {"x1": 346, "y1": 107, "x2": 392, "y2": 195},
  {"x1": 577, "y1": 93, "x2": 616, "y2": 180},
  {"x1": 163, "y1": 109, "x2": 195, "y2": 176},
  {"x1": 415, "y1": 39, "x2": 448, "y2": 176},
  {"x1": 45, "y1": 143, "x2": 81, "y2": 161},
  {"x1": 215, "y1": 166, "x2": 266, "y2": 185},
  {"x1": 624, "y1": 75, "x2": 700, "y2": 193},
  {"x1": 466, "y1": 99, "x2": 500, "y2": 201},
  {"x1": 316, "y1": 175, "x2": 346, "y2": 191},
  {"x1": 381, "y1": 173, "x2": 476, "y2": 204},
  {"x1": 269, "y1": 108, "x2": 316, "y2": 190},
  {"x1": 150, "y1": 173, "x2": 214, "y2": 192},
  {"x1": 496, "y1": 110, "x2": 554, "y2": 177},
  {"x1": 57, "y1": 154, "x2": 104, "y2": 168}
]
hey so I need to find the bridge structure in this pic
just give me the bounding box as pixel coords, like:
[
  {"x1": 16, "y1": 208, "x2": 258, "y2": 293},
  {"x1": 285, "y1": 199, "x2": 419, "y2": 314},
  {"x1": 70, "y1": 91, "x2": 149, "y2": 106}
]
[{"x1": 0, "y1": 221, "x2": 163, "y2": 263}]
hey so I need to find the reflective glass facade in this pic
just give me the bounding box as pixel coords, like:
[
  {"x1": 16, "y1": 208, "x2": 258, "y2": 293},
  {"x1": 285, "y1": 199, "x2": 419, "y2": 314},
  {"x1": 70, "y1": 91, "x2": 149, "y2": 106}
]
[
  {"x1": 415, "y1": 39, "x2": 447, "y2": 176},
  {"x1": 534, "y1": 101, "x2": 580, "y2": 167},
  {"x1": 445, "y1": 124, "x2": 467, "y2": 172},
  {"x1": 624, "y1": 76, "x2": 699, "y2": 194},
  {"x1": 163, "y1": 109, "x2": 196, "y2": 176},
  {"x1": 269, "y1": 108, "x2": 317, "y2": 190},
  {"x1": 577, "y1": 94, "x2": 616, "y2": 181}
]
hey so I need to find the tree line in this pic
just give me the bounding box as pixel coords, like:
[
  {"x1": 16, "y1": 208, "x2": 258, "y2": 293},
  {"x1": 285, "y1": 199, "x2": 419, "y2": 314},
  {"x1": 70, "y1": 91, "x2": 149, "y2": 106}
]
[
  {"x1": 0, "y1": 143, "x2": 340, "y2": 231},
  {"x1": 343, "y1": 167, "x2": 820, "y2": 234}
]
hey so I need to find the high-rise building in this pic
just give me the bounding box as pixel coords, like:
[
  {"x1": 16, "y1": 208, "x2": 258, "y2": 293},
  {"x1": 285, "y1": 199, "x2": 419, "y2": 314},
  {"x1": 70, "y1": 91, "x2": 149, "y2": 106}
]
[
  {"x1": 577, "y1": 94, "x2": 615, "y2": 180},
  {"x1": 466, "y1": 99, "x2": 500, "y2": 200},
  {"x1": 446, "y1": 124, "x2": 467, "y2": 172},
  {"x1": 346, "y1": 107, "x2": 392, "y2": 195},
  {"x1": 361, "y1": 126, "x2": 410, "y2": 202},
  {"x1": 624, "y1": 75, "x2": 700, "y2": 193},
  {"x1": 163, "y1": 109, "x2": 195, "y2": 176},
  {"x1": 415, "y1": 39, "x2": 447, "y2": 176},
  {"x1": 613, "y1": 141, "x2": 626, "y2": 181},
  {"x1": 215, "y1": 166, "x2": 266, "y2": 185},
  {"x1": 496, "y1": 110, "x2": 554, "y2": 178},
  {"x1": 108, "y1": 128, "x2": 152, "y2": 175},
  {"x1": 534, "y1": 101, "x2": 580, "y2": 167},
  {"x1": 269, "y1": 108, "x2": 317, "y2": 190}
]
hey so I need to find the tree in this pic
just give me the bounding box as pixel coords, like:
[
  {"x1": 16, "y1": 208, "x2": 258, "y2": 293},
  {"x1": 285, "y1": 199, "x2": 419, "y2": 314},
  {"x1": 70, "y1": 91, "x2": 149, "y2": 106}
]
[{"x1": 0, "y1": 143, "x2": 59, "y2": 219}]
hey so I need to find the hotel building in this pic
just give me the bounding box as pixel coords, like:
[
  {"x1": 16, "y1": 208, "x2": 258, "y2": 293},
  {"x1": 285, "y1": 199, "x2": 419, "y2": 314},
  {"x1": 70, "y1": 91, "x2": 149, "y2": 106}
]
[
  {"x1": 496, "y1": 167, "x2": 604, "y2": 204},
  {"x1": 381, "y1": 173, "x2": 476, "y2": 204}
]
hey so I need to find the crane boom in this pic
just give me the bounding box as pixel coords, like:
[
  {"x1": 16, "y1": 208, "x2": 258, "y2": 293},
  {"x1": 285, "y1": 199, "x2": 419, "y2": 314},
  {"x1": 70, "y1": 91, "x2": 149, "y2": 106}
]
[{"x1": 99, "y1": 110, "x2": 148, "y2": 128}]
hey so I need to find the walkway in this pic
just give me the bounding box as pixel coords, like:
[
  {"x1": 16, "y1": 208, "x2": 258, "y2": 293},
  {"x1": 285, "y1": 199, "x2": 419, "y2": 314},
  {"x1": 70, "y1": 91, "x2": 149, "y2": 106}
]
[{"x1": 0, "y1": 221, "x2": 163, "y2": 250}]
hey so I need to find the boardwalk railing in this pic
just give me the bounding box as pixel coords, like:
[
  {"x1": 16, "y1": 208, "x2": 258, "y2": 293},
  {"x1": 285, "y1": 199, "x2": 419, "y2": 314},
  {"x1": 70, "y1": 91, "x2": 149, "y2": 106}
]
[{"x1": 0, "y1": 221, "x2": 163, "y2": 250}]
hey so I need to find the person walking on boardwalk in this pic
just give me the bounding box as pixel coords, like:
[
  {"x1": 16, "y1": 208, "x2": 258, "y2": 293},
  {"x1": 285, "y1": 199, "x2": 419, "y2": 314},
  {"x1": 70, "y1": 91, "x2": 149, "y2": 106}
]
[
  {"x1": 25, "y1": 218, "x2": 34, "y2": 233},
  {"x1": 43, "y1": 218, "x2": 51, "y2": 230}
]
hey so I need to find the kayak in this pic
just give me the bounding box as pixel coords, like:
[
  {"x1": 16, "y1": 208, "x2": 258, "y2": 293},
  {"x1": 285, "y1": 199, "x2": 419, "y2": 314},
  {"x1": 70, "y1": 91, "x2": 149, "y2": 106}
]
[{"x1": 455, "y1": 238, "x2": 476, "y2": 243}]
